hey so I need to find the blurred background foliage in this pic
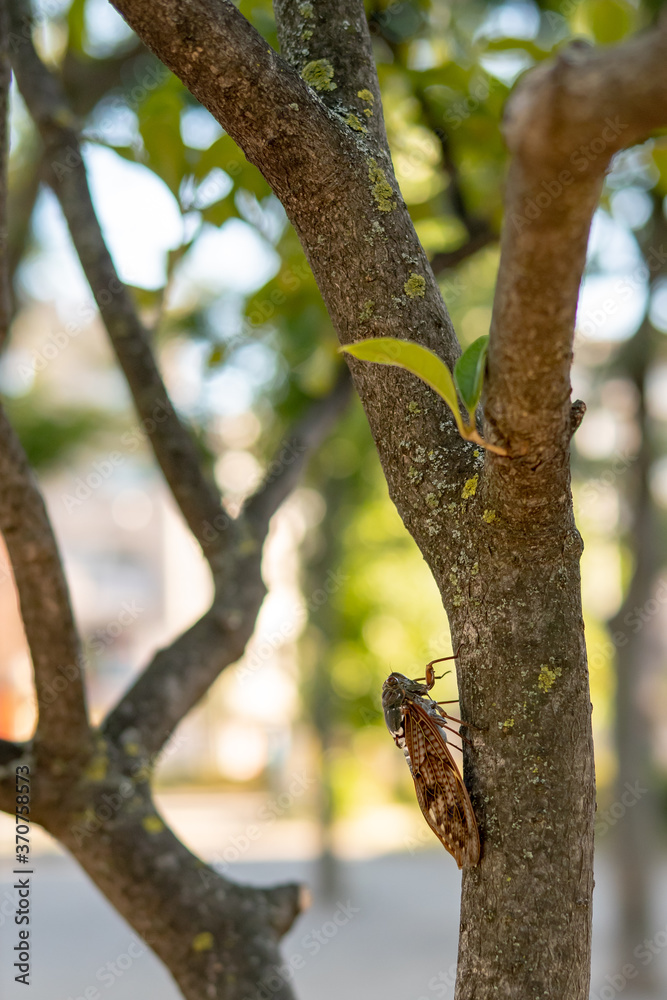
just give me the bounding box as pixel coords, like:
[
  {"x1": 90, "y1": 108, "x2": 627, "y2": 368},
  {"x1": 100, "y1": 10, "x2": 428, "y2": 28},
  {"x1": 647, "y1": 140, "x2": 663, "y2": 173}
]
[{"x1": 3, "y1": 0, "x2": 667, "y2": 941}]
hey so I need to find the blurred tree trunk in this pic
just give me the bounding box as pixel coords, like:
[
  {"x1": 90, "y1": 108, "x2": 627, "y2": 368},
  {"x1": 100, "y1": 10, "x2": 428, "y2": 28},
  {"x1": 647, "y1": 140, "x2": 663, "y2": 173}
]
[
  {"x1": 608, "y1": 204, "x2": 667, "y2": 983},
  {"x1": 304, "y1": 473, "x2": 348, "y2": 899}
]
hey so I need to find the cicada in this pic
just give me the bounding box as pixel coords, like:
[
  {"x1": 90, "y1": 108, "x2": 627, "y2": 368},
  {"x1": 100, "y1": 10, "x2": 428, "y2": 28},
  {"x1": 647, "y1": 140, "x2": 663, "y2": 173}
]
[{"x1": 382, "y1": 654, "x2": 480, "y2": 868}]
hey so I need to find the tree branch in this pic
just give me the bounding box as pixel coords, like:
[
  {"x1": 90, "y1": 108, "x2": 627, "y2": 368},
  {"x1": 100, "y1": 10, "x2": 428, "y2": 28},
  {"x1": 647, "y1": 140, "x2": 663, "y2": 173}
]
[
  {"x1": 107, "y1": 0, "x2": 478, "y2": 582},
  {"x1": 0, "y1": 408, "x2": 90, "y2": 760},
  {"x1": 104, "y1": 373, "x2": 353, "y2": 758},
  {"x1": 430, "y1": 230, "x2": 496, "y2": 274},
  {"x1": 9, "y1": 1, "x2": 356, "y2": 763},
  {"x1": 245, "y1": 365, "x2": 353, "y2": 539},
  {"x1": 484, "y1": 23, "x2": 667, "y2": 521},
  {"x1": 9, "y1": 3, "x2": 229, "y2": 572},
  {"x1": 1, "y1": 5, "x2": 89, "y2": 763}
]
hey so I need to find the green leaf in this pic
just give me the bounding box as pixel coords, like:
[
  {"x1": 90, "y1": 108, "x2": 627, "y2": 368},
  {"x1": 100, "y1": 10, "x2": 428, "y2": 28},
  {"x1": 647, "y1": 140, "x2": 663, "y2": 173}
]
[
  {"x1": 341, "y1": 337, "x2": 463, "y2": 432},
  {"x1": 454, "y1": 335, "x2": 488, "y2": 421},
  {"x1": 67, "y1": 0, "x2": 87, "y2": 52},
  {"x1": 138, "y1": 87, "x2": 188, "y2": 196}
]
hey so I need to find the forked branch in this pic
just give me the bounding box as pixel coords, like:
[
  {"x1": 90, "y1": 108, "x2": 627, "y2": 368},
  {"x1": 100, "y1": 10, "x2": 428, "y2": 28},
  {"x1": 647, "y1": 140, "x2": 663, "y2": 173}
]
[{"x1": 485, "y1": 21, "x2": 667, "y2": 513}]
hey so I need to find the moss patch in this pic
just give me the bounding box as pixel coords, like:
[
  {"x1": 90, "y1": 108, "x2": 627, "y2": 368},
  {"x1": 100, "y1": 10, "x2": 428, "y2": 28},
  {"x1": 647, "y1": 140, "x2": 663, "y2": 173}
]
[
  {"x1": 84, "y1": 752, "x2": 108, "y2": 783},
  {"x1": 142, "y1": 815, "x2": 165, "y2": 834},
  {"x1": 301, "y1": 59, "x2": 337, "y2": 92},
  {"x1": 368, "y1": 159, "x2": 395, "y2": 212},
  {"x1": 404, "y1": 273, "x2": 426, "y2": 298}
]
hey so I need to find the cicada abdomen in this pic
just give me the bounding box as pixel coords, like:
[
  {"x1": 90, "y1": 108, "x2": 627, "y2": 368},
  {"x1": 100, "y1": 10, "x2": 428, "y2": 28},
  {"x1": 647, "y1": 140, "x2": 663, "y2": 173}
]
[{"x1": 382, "y1": 664, "x2": 480, "y2": 868}]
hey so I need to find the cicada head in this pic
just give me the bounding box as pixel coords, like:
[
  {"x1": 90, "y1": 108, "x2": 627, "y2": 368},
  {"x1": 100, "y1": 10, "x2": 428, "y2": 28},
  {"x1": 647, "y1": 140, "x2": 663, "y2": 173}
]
[
  {"x1": 381, "y1": 672, "x2": 406, "y2": 735},
  {"x1": 382, "y1": 671, "x2": 429, "y2": 734}
]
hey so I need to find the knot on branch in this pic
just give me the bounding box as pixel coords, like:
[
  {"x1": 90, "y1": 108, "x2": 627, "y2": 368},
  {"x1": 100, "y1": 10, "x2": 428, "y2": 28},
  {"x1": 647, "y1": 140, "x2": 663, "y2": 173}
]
[
  {"x1": 261, "y1": 882, "x2": 310, "y2": 938},
  {"x1": 570, "y1": 399, "x2": 587, "y2": 437}
]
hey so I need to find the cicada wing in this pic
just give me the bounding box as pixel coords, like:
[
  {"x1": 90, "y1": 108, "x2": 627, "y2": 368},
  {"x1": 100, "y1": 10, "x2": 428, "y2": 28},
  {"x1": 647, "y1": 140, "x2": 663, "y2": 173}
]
[{"x1": 403, "y1": 702, "x2": 480, "y2": 868}]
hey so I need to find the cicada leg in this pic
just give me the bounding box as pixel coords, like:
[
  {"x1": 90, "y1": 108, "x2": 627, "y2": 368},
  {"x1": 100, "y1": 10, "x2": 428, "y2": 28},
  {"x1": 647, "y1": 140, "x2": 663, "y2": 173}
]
[
  {"x1": 415, "y1": 644, "x2": 463, "y2": 689},
  {"x1": 439, "y1": 722, "x2": 474, "y2": 747}
]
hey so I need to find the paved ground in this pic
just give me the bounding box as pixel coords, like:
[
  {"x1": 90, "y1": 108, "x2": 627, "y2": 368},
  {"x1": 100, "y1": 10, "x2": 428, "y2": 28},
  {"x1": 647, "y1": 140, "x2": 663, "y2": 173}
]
[{"x1": 1, "y1": 845, "x2": 667, "y2": 1000}]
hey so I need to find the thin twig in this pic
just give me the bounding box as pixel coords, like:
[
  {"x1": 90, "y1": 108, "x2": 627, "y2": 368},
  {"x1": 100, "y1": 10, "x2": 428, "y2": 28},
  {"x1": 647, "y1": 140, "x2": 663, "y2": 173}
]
[
  {"x1": 9, "y1": 3, "x2": 227, "y2": 571},
  {"x1": 104, "y1": 371, "x2": 353, "y2": 756}
]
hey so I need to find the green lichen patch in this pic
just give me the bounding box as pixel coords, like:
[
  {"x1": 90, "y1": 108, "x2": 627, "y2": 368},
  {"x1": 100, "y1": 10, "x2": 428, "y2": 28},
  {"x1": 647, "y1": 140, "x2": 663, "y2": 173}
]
[
  {"x1": 461, "y1": 474, "x2": 479, "y2": 500},
  {"x1": 84, "y1": 752, "x2": 108, "y2": 783},
  {"x1": 368, "y1": 159, "x2": 396, "y2": 212},
  {"x1": 301, "y1": 59, "x2": 337, "y2": 92},
  {"x1": 357, "y1": 88, "x2": 374, "y2": 115},
  {"x1": 537, "y1": 664, "x2": 562, "y2": 693},
  {"x1": 345, "y1": 113, "x2": 367, "y2": 133},
  {"x1": 425, "y1": 492, "x2": 439, "y2": 509},
  {"x1": 142, "y1": 814, "x2": 165, "y2": 834},
  {"x1": 408, "y1": 466, "x2": 423, "y2": 484},
  {"x1": 407, "y1": 400, "x2": 421, "y2": 415},
  {"x1": 298, "y1": 2, "x2": 314, "y2": 17},
  {"x1": 404, "y1": 273, "x2": 426, "y2": 298},
  {"x1": 192, "y1": 931, "x2": 214, "y2": 952},
  {"x1": 360, "y1": 299, "x2": 374, "y2": 322},
  {"x1": 301, "y1": 28, "x2": 313, "y2": 40},
  {"x1": 482, "y1": 508, "x2": 496, "y2": 523},
  {"x1": 499, "y1": 718, "x2": 515, "y2": 733}
]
